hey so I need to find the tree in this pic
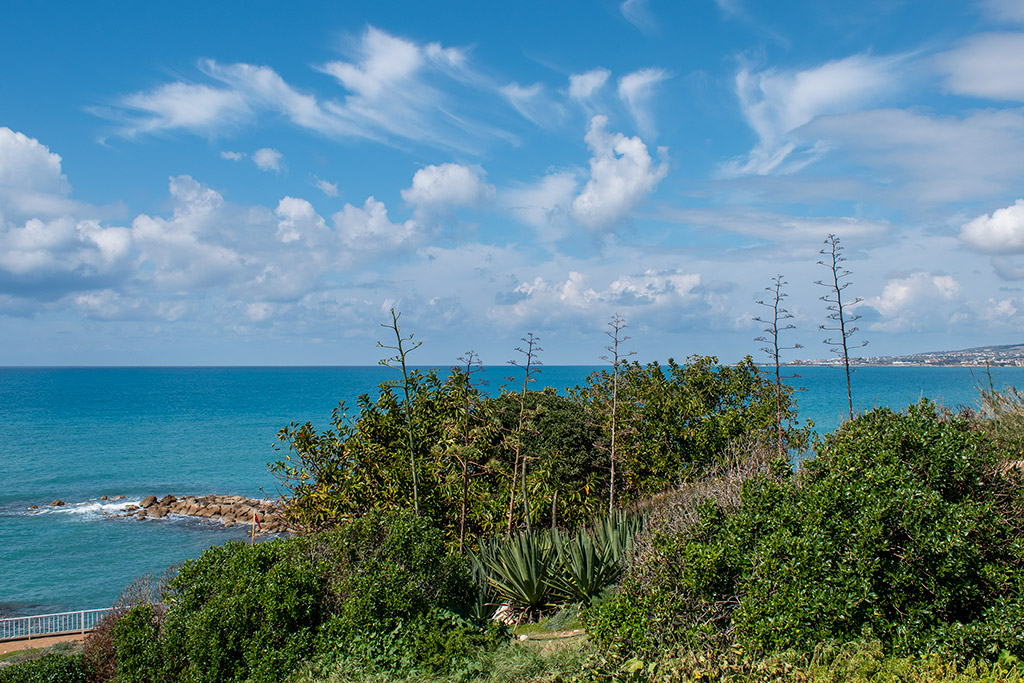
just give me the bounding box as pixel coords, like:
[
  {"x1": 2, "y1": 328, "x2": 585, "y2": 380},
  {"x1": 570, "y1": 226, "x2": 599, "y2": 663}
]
[
  {"x1": 378, "y1": 308, "x2": 424, "y2": 515},
  {"x1": 599, "y1": 313, "x2": 636, "y2": 515},
  {"x1": 754, "y1": 275, "x2": 802, "y2": 458},
  {"x1": 816, "y1": 234, "x2": 867, "y2": 421}
]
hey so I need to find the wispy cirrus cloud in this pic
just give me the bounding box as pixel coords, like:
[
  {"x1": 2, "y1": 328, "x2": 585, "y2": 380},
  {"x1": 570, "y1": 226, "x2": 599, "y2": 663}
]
[
  {"x1": 617, "y1": 68, "x2": 670, "y2": 138},
  {"x1": 100, "y1": 26, "x2": 517, "y2": 153},
  {"x1": 724, "y1": 53, "x2": 905, "y2": 176}
]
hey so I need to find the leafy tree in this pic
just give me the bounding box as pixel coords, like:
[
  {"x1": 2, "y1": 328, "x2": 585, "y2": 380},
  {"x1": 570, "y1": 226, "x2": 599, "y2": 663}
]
[{"x1": 576, "y1": 355, "x2": 796, "y2": 502}]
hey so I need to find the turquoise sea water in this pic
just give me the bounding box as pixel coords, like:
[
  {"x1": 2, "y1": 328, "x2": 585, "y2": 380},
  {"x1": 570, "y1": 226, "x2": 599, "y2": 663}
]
[{"x1": 2, "y1": 364, "x2": 1022, "y2": 616}]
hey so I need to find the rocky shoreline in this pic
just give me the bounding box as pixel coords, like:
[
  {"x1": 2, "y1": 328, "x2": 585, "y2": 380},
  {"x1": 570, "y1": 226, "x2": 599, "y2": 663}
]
[{"x1": 40, "y1": 494, "x2": 295, "y2": 535}]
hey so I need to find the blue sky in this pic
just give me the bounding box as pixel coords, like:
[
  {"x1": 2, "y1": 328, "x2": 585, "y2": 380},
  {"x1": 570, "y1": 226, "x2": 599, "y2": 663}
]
[{"x1": 2, "y1": 0, "x2": 1024, "y2": 365}]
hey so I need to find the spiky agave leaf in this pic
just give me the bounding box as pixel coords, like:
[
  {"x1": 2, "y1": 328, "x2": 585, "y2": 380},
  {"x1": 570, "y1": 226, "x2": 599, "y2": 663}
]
[
  {"x1": 549, "y1": 526, "x2": 624, "y2": 605},
  {"x1": 476, "y1": 529, "x2": 557, "y2": 616}
]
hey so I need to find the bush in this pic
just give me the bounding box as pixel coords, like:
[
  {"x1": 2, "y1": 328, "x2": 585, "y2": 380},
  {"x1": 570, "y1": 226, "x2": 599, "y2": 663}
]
[
  {"x1": 0, "y1": 653, "x2": 91, "y2": 683},
  {"x1": 82, "y1": 510, "x2": 498, "y2": 683},
  {"x1": 587, "y1": 402, "x2": 1024, "y2": 663}
]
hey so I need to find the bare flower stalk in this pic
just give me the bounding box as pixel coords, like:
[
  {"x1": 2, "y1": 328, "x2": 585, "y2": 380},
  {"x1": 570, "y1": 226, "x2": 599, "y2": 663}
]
[
  {"x1": 600, "y1": 313, "x2": 636, "y2": 515},
  {"x1": 754, "y1": 276, "x2": 801, "y2": 458},
  {"x1": 378, "y1": 308, "x2": 424, "y2": 515},
  {"x1": 455, "y1": 350, "x2": 485, "y2": 551},
  {"x1": 506, "y1": 333, "x2": 542, "y2": 533},
  {"x1": 816, "y1": 234, "x2": 867, "y2": 421}
]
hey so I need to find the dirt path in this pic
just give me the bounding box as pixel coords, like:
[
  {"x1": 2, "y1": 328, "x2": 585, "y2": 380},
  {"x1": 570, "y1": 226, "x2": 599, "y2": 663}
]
[{"x1": 1, "y1": 633, "x2": 86, "y2": 655}]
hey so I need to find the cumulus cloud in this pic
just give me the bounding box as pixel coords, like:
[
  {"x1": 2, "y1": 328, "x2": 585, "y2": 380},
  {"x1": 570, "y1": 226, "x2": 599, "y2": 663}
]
[
  {"x1": 960, "y1": 199, "x2": 1024, "y2": 253},
  {"x1": 0, "y1": 127, "x2": 76, "y2": 221},
  {"x1": 332, "y1": 197, "x2": 421, "y2": 250},
  {"x1": 275, "y1": 196, "x2": 328, "y2": 245},
  {"x1": 939, "y1": 33, "x2": 1024, "y2": 101},
  {"x1": 617, "y1": 68, "x2": 669, "y2": 137},
  {"x1": 865, "y1": 272, "x2": 963, "y2": 332},
  {"x1": 220, "y1": 150, "x2": 245, "y2": 161},
  {"x1": 401, "y1": 163, "x2": 495, "y2": 213},
  {"x1": 726, "y1": 54, "x2": 903, "y2": 175},
  {"x1": 490, "y1": 268, "x2": 703, "y2": 327},
  {"x1": 570, "y1": 115, "x2": 668, "y2": 232},
  {"x1": 252, "y1": 147, "x2": 283, "y2": 172}
]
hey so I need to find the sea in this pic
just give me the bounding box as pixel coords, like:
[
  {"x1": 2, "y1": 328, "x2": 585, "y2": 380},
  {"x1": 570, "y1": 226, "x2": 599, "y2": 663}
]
[{"x1": 2, "y1": 364, "x2": 1022, "y2": 618}]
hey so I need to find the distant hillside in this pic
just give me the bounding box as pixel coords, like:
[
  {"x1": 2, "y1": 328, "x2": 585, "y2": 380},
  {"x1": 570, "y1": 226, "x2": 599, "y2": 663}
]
[{"x1": 793, "y1": 343, "x2": 1024, "y2": 367}]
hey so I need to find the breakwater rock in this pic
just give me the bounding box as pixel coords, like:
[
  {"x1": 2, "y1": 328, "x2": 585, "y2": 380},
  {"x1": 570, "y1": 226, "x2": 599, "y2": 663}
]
[{"x1": 125, "y1": 494, "x2": 294, "y2": 534}]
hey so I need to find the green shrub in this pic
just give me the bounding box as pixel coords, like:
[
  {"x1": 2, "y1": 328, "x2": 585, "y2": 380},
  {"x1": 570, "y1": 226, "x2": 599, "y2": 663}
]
[
  {"x1": 111, "y1": 604, "x2": 163, "y2": 683},
  {"x1": 587, "y1": 402, "x2": 1024, "y2": 663},
  {"x1": 0, "y1": 653, "x2": 91, "y2": 683}
]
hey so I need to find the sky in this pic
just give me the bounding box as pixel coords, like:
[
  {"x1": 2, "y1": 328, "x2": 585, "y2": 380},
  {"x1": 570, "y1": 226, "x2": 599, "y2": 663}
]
[{"x1": 2, "y1": 0, "x2": 1024, "y2": 366}]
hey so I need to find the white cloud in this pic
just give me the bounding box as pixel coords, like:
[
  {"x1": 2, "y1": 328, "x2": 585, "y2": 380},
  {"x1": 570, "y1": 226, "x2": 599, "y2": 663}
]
[
  {"x1": 726, "y1": 54, "x2": 903, "y2": 175},
  {"x1": 865, "y1": 272, "x2": 963, "y2": 332},
  {"x1": 130, "y1": 176, "x2": 243, "y2": 289},
  {"x1": 490, "y1": 268, "x2": 703, "y2": 327},
  {"x1": 252, "y1": 147, "x2": 283, "y2": 172},
  {"x1": 617, "y1": 68, "x2": 669, "y2": 137},
  {"x1": 401, "y1": 163, "x2": 495, "y2": 211},
  {"x1": 501, "y1": 82, "x2": 565, "y2": 128},
  {"x1": 119, "y1": 82, "x2": 252, "y2": 135},
  {"x1": 275, "y1": 196, "x2": 328, "y2": 245},
  {"x1": 570, "y1": 115, "x2": 668, "y2": 231},
  {"x1": 220, "y1": 150, "x2": 244, "y2": 161},
  {"x1": 314, "y1": 178, "x2": 338, "y2": 197},
  {"x1": 568, "y1": 68, "x2": 610, "y2": 104},
  {"x1": 961, "y1": 199, "x2": 1024, "y2": 252},
  {"x1": 503, "y1": 172, "x2": 578, "y2": 239},
  {"x1": 805, "y1": 107, "x2": 1024, "y2": 203},
  {"x1": 0, "y1": 127, "x2": 76, "y2": 221},
  {"x1": 982, "y1": 0, "x2": 1024, "y2": 24},
  {"x1": 939, "y1": 33, "x2": 1024, "y2": 101},
  {"x1": 106, "y1": 27, "x2": 513, "y2": 153},
  {"x1": 620, "y1": 0, "x2": 656, "y2": 32},
  {"x1": 332, "y1": 197, "x2": 421, "y2": 250}
]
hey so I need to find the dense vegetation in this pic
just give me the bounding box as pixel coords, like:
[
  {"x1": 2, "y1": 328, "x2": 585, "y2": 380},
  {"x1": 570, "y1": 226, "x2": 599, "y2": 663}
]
[
  {"x1": 6, "y1": 351, "x2": 1024, "y2": 683},
  {"x1": 269, "y1": 355, "x2": 802, "y2": 541}
]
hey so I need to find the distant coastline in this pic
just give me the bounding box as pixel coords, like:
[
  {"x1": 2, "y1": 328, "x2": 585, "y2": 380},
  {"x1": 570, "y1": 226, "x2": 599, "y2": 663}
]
[{"x1": 791, "y1": 342, "x2": 1024, "y2": 368}]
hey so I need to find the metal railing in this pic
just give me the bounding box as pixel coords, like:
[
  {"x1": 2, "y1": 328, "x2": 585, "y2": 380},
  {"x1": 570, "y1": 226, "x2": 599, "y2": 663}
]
[{"x1": 0, "y1": 608, "x2": 110, "y2": 641}]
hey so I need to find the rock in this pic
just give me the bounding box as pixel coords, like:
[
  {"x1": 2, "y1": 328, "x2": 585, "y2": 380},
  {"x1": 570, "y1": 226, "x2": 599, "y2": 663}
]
[
  {"x1": 136, "y1": 509, "x2": 148, "y2": 519},
  {"x1": 150, "y1": 507, "x2": 167, "y2": 518},
  {"x1": 223, "y1": 521, "x2": 234, "y2": 527},
  {"x1": 27, "y1": 505, "x2": 38, "y2": 510},
  {"x1": 124, "y1": 504, "x2": 139, "y2": 512},
  {"x1": 159, "y1": 494, "x2": 177, "y2": 505},
  {"x1": 99, "y1": 495, "x2": 108, "y2": 501},
  {"x1": 113, "y1": 495, "x2": 125, "y2": 500},
  {"x1": 140, "y1": 496, "x2": 157, "y2": 508},
  {"x1": 50, "y1": 500, "x2": 65, "y2": 507}
]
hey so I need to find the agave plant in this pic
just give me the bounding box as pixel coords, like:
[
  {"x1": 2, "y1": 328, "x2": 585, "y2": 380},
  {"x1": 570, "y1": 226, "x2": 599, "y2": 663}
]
[
  {"x1": 472, "y1": 528, "x2": 557, "y2": 618},
  {"x1": 548, "y1": 526, "x2": 622, "y2": 604}
]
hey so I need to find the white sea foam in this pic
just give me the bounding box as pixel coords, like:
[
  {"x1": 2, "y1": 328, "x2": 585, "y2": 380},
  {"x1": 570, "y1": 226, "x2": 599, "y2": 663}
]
[{"x1": 31, "y1": 498, "x2": 142, "y2": 518}]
